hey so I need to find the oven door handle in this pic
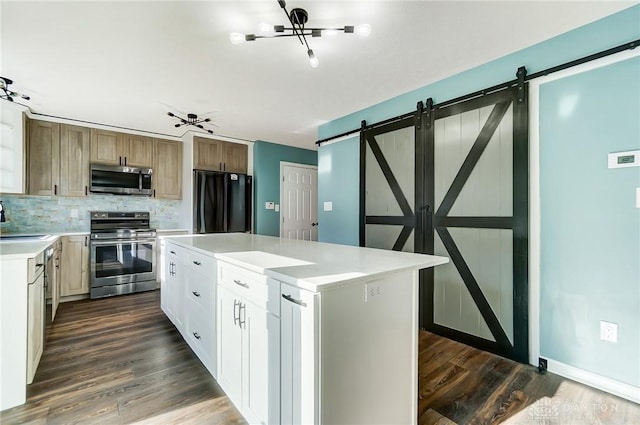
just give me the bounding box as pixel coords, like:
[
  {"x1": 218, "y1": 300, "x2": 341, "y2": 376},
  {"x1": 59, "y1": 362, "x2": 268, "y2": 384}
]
[{"x1": 90, "y1": 239, "x2": 157, "y2": 246}]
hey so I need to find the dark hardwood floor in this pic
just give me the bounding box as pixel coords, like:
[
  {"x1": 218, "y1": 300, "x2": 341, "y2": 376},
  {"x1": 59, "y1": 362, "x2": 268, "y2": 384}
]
[{"x1": 2, "y1": 291, "x2": 638, "y2": 424}]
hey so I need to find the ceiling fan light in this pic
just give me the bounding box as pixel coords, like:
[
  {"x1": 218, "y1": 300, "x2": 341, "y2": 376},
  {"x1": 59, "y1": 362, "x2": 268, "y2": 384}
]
[
  {"x1": 355, "y1": 24, "x2": 371, "y2": 36},
  {"x1": 308, "y1": 49, "x2": 319, "y2": 68},
  {"x1": 230, "y1": 32, "x2": 246, "y2": 44}
]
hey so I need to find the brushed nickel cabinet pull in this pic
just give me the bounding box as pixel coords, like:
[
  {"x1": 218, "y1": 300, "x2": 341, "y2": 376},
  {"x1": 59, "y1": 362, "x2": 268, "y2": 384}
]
[
  {"x1": 282, "y1": 294, "x2": 307, "y2": 307},
  {"x1": 54, "y1": 184, "x2": 57, "y2": 195},
  {"x1": 233, "y1": 299, "x2": 240, "y2": 325},
  {"x1": 193, "y1": 260, "x2": 201, "y2": 266},
  {"x1": 192, "y1": 332, "x2": 201, "y2": 340},
  {"x1": 192, "y1": 291, "x2": 200, "y2": 297},
  {"x1": 233, "y1": 279, "x2": 249, "y2": 288}
]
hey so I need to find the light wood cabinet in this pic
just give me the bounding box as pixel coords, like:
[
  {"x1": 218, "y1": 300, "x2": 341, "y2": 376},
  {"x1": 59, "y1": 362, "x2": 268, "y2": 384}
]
[
  {"x1": 60, "y1": 235, "x2": 90, "y2": 297},
  {"x1": 59, "y1": 125, "x2": 90, "y2": 196},
  {"x1": 121, "y1": 134, "x2": 153, "y2": 167},
  {"x1": 28, "y1": 121, "x2": 90, "y2": 197},
  {"x1": 91, "y1": 129, "x2": 153, "y2": 167},
  {"x1": 153, "y1": 138, "x2": 183, "y2": 199},
  {"x1": 28, "y1": 120, "x2": 60, "y2": 196},
  {"x1": 224, "y1": 142, "x2": 249, "y2": 174},
  {"x1": 90, "y1": 128, "x2": 120, "y2": 165},
  {"x1": 46, "y1": 240, "x2": 62, "y2": 321},
  {"x1": 194, "y1": 136, "x2": 248, "y2": 174}
]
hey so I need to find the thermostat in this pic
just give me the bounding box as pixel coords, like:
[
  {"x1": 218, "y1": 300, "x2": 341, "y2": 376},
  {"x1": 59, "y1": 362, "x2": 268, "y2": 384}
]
[{"x1": 608, "y1": 150, "x2": 640, "y2": 169}]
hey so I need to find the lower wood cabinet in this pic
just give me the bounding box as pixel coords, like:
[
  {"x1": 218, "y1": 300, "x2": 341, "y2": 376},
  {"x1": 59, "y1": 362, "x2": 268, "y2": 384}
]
[{"x1": 60, "y1": 235, "x2": 89, "y2": 297}]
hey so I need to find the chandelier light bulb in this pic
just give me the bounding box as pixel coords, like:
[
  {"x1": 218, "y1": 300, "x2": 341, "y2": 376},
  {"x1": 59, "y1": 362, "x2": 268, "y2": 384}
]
[
  {"x1": 229, "y1": 32, "x2": 246, "y2": 44},
  {"x1": 324, "y1": 29, "x2": 339, "y2": 36},
  {"x1": 308, "y1": 49, "x2": 319, "y2": 68},
  {"x1": 355, "y1": 24, "x2": 371, "y2": 37},
  {"x1": 259, "y1": 22, "x2": 275, "y2": 35}
]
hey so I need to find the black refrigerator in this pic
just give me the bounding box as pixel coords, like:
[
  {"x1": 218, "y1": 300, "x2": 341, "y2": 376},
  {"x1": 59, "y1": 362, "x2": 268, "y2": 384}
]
[{"x1": 193, "y1": 170, "x2": 252, "y2": 233}]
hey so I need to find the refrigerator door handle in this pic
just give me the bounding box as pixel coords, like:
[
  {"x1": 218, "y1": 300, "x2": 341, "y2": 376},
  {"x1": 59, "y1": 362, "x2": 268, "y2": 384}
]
[{"x1": 200, "y1": 173, "x2": 206, "y2": 233}]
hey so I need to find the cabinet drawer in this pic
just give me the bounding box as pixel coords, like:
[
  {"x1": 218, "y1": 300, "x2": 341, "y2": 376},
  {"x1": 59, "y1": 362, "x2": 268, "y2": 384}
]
[
  {"x1": 184, "y1": 297, "x2": 216, "y2": 376},
  {"x1": 27, "y1": 251, "x2": 45, "y2": 283},
  {"x1": 186, "y1": 274, "x2": 215, "y2": 313},
  {"x1": 185, "y1": 249, "x2": 216, "y2": 274},
  {"x1": 218, "y1": 262, "x2": 269, "y2": 309},
  {"x1": 165, "y1": 242, "x2": 184, "y2": 262}
]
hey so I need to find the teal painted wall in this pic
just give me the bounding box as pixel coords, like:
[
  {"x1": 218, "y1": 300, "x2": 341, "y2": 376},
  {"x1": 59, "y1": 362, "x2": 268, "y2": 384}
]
[
  {"x1": 253, "y1": 141, "x2": 317, "y2": 237},
  {"x1": 539, "y1": 57, "x2": 640, "y2": 387},
  {"x1": 317, "y1": 5, "x2": 640, "y2": 245},
  {"x1": 316, "y1": 5, "x2": 640, "y2": 387},
  {"x1": 318, "y1": 137, "x2": 360, "y2": 245}
]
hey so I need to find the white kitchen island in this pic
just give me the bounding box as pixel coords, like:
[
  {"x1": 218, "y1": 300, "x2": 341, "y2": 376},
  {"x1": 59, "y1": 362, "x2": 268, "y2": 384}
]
[{"x1": 160, "y1": 233, "x2": 448, "y2": 425}]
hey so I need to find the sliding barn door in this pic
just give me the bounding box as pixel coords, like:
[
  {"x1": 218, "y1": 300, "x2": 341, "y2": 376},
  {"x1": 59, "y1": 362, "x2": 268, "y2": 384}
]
[
  {"x1": 423, "y1": 87, "x2": 528, "y2": 362},
  {"x1": 361, "y1": 117, "x2": 418, "y2": 252},
  {"x1": 360, "y1": 86, "x2": 528, "y2": 362}
]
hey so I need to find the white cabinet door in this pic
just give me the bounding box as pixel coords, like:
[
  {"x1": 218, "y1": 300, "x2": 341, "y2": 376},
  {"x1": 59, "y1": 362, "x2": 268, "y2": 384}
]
[
  {"x1": 243, "y1": 301, "x2": 280, "y2": 425},
  {"x1": 160, "y1": 247, "x2": 174, "y2": 321},
  {"x1": 26, "y1": 273, "x2": 44, "y2": 384},
  {"x1": 280, "y1": 283, "x2": 317, "y2": 425},
  {"x1": 171, "y1": 260, "x2": 184, "y2": 331},
  {"x1": 217, "y1": 285, "x2": 243, "y2": 409}
]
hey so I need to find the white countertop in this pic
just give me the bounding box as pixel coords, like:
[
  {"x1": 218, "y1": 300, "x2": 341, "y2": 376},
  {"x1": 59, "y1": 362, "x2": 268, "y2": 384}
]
[
  {"x1": 164, "y1": 234, "x2": 449, "y2": 292},
  {"x1": 0, "y1": 235, "x2": 60, "y2": 260}
]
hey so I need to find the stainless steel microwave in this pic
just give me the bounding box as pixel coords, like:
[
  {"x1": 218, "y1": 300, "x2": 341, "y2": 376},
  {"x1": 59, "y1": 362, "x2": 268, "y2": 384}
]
[{"x1": 90, "y1": 164, "x2": 153, "y2": 196}]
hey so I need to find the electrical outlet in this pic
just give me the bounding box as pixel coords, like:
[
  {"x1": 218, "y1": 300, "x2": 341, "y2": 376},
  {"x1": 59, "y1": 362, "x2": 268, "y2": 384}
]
[
  {"x1": 600, "y1": 321, "x2": 618, "y2": 343},
  {"x1": 363, "y1": 283, "x2": 381, "y2": 303},
  {"x1": 538, "y1": 357, "x2": 547, "y2": 374}
]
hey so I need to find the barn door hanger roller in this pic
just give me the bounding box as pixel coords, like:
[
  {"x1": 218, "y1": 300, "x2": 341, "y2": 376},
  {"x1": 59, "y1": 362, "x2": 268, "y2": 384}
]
[{"x1": 230, "y1": 0, "x2": 371, "y2": 68}]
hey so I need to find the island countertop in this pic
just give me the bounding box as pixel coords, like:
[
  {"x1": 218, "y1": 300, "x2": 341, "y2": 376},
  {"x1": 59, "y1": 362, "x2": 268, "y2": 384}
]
[{"x1": 162, "y1": 233, "x2": 448, "y2": 292}]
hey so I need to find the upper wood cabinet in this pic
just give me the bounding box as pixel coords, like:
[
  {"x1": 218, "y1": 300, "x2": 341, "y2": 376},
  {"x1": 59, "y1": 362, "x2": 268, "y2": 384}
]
[
  {"x1": 59, "y1": 125, "x2": 90, "y2": 196},
  {"x1": 28, "y1": 120, "x2": 60, "y2": 196},
  {"x1": 121, "y1": 134, "x2": 153, "y2": 167},
  {"x1": 153, "y1": 138, "x2": 182, "y2": 200},
  {"x1": 194, "y1": 137, "x2": 248, "y2": 174},
  {"x1": 28, "y1": 120, "x2": 90, "y2": 197},
  {"x1": 90, "y1": 129, "x2": 152, "y2": 167}
]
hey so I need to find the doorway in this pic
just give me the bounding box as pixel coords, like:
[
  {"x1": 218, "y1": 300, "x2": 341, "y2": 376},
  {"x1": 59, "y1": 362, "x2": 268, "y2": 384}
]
[{"x1": 280, "y1": 162, "x2": 318, "y2": 241}]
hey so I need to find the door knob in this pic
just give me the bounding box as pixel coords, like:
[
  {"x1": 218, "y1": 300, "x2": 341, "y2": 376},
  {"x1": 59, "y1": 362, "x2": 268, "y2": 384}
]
[{"x1": 311, "y1": 222, "x2": 318, "y2": 227}]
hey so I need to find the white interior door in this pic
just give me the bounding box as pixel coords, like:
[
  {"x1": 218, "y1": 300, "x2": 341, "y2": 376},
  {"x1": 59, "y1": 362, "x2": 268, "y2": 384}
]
[{"x1": 280, "y1": 163, "x2": 318, "y2": 241}]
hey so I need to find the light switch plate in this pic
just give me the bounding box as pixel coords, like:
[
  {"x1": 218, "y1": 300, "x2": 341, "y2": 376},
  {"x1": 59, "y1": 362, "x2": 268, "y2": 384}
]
[
  {"x1": 636, "y1": 188, "x2": 640, "y2": 208},
  {"x1": 323, "y1": 201, "x2": 333, "y2": 211},
  {"x1": 274, "y1": 204, "x2": 280, "y2": 212}
]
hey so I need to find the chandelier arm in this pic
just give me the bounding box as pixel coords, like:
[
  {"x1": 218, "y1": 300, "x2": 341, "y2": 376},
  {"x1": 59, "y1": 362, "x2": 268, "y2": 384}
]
[{"x1": 278, "y1": 1, "x2": 304, "y2": 45}]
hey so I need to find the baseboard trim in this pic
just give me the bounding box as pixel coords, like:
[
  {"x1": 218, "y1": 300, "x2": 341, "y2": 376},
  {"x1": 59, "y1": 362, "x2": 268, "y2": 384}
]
[{"x1": 547, "y1": 358, "x2": 640, "y2": 404}]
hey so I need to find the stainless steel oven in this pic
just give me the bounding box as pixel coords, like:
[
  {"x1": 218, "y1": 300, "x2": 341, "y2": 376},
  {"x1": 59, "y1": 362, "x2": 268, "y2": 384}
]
[{"x1": 90, "y1": 211, "x2": 157, "y2": 299}]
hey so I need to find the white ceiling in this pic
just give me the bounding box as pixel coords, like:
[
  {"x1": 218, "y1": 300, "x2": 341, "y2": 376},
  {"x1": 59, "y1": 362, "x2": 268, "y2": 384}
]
[{"x1": 1, "y1": 1, "x2": 634, "y2": 150}]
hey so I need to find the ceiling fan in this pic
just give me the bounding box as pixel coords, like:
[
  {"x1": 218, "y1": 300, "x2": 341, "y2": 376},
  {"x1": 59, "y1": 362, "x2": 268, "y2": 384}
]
[
  {"x1": 0, "y1": 76, "x2": 30, "y2": 102},
  {"x1": 167, "y1": 111, "x2": 215, "y2": 134}
]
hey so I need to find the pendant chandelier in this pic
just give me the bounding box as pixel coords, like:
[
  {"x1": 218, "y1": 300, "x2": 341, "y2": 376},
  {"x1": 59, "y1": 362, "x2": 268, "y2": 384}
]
[{"x1": 230, "y1": 0, "x2": 371, "y2": 68}]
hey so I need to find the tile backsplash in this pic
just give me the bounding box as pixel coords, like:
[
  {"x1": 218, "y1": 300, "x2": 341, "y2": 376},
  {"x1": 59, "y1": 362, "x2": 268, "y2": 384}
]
[{"x1": 0, "y1": 194, "x2": 184, "y2": 233}]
